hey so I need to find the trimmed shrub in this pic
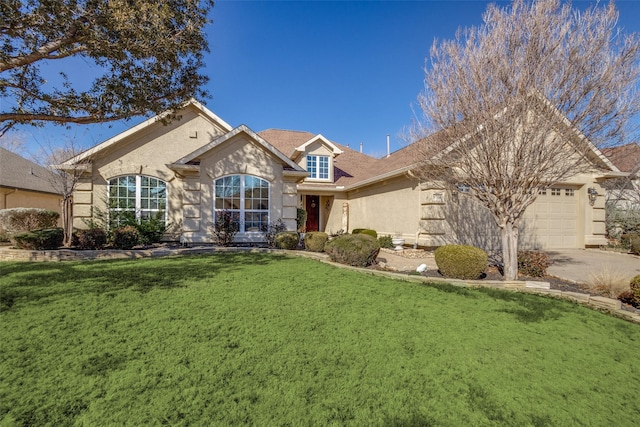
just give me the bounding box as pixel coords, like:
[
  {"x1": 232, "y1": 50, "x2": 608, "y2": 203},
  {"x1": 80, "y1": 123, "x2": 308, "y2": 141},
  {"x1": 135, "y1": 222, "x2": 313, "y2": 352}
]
[
  {"x1": 275, "y1": 231, "x2": 299, "y2": 250},
  {"x1": 378, "y1": 234, "x2": 393, "y2": 249},
  {"x1": 136, "y1": 213, "x2": 168, "y2": 245},
  {"x1": 11, "y1": 228, "x2": 63, "y2": 250},
  {"x1": 73, "y1": 228, "x2": 107, "y2": 250},
  {"x1": 619, "y1": 276, "x2": 640, "y2": 307},
  {"x1": 630, "y1": 235, "x2": 640, "y2": 256},
  {"x1": 434, "y1": 244, "x2": 488, "y2": 280},
  {"x1": 517, "y1": 251, "x2": 551, "y2": 277},
  {"x1": 0, "y1": 208, "x2": 59, "y2": 233},
  {"x1": 211, "y1": 210, "x2": 239, "y2": 246},
  {"x1": 324, "y1": 234, "x2": 380, "y2": 267},
  {"x1": 304, "y1": 232, "x2": 328, "y2": 252},
  {"x1": 274, "y1": 232, "x2": 299, "y2": 250},
  {"x1": 621, "y1": 233, "x2": 639, "y2": 250},
  {"x1": 296, "y1": 208, "x2": 307, "y2": 232},
  {"x1": 265, "y1": 219, "x2": 288, "y2": 248},
  {"x1": 352, "y1": 228, "x2": 378, "y2": 239},
  {"x1": 112, "y1": 226, "x2": 139, "y2": 250}
]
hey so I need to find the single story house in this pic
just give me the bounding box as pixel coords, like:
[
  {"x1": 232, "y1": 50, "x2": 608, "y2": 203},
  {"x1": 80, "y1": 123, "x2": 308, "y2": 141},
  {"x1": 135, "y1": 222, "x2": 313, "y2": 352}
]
[
  {"x1": 0, "y1": 147, "x2": 63, "y2": 215},
  {"x1": 60, "y1": 99, "x2": 620, "y2": 250}
]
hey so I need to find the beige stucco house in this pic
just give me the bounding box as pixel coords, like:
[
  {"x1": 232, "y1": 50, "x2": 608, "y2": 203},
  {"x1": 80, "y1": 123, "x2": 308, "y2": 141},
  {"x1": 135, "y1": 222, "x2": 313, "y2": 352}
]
[
  {"x1": 0, "y1": 147, "x2": 63, "y2": 216},
  {"x1": 61, "y1": 99, "x2": 620, "y2": 250}
]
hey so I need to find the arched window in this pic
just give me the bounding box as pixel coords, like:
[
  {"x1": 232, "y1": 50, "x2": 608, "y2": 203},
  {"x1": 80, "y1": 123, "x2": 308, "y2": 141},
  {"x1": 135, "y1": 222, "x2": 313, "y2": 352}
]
[
  {"x1": 108, "y1": 175, "x2": 167, "y2": 223},
  {"x1": 214, "y1": 175, "x2": 269, "y2": 232}
]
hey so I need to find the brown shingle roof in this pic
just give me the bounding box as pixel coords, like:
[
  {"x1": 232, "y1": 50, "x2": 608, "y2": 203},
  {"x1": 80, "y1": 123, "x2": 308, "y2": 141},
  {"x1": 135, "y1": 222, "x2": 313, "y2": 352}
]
[
  {"x1": 258, "y1": 129, "x2": 383, "y2": 186},
  {"x1": 602, "y1": 143, "x2": 640, "y2": 172},
  {"x1": 0, "y1": 147, "x2": 60, "y2": 195},
  {"x1": 258, "y1": 129, "x2": 318, "y2": 157}
]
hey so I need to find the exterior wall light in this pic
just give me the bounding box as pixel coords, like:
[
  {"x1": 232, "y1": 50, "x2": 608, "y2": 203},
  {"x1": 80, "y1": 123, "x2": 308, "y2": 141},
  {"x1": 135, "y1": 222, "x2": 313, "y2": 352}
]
[{"x1": 587, "y1": 187, "x2": 598, "y2": 206}]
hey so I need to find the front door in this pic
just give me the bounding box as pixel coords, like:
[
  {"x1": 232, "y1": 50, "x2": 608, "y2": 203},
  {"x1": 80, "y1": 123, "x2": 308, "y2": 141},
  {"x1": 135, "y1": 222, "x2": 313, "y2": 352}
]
[{"x1": 305, "y1": 195, "x2": 320, "y2": 231}]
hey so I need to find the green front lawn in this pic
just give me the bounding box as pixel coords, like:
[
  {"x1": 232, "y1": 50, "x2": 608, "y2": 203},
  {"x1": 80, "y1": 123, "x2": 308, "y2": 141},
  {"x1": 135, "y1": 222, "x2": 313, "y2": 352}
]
[{"x1": 1, "y1": 253, "x2": 639, "y2": 425}]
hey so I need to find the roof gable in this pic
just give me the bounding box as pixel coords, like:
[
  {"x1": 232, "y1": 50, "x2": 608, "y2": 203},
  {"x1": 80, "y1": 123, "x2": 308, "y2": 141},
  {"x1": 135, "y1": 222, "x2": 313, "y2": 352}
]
[
  {"x1": 61, "y1": 99, "x2": 232, "y2": 166},
  {"x1": 293, "y1": 134, "x2": 344, "y2": 159},
  {"x1": 170, "y1": 125, "x2": 306, "y2": 173}
]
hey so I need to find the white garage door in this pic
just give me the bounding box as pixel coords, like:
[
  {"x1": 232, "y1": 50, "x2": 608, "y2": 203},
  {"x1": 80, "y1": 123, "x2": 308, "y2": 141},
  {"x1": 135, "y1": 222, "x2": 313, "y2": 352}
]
[{"x1": 523, "y1": 186, "x2": 580, "y2": 249}]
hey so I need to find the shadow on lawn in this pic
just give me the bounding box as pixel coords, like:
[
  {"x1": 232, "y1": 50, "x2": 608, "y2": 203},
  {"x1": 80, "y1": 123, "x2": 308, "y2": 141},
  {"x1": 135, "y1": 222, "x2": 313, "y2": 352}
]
[
  {"x1": 0, "y1": 252, "x2": 284, "y2": 312},
  {"x1": 427, "y1": 282, "x2": 563, "y2": 323},
  {"x1": 479, "y1": 287, "x2": 563, "y2": 323}
]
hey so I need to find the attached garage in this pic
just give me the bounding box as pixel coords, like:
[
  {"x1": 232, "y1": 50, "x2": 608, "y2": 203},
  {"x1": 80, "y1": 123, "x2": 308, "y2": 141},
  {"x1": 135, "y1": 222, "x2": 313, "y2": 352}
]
[{"x1": 523, "y1": 186, "x2": 582, "y2": 249}]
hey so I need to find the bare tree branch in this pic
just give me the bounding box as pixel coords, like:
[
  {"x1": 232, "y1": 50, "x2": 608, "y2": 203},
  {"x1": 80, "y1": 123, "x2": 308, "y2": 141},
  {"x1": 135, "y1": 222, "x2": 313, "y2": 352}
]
[{"x1": 411, "y1": 0, "x2": 640, "y2": 280}]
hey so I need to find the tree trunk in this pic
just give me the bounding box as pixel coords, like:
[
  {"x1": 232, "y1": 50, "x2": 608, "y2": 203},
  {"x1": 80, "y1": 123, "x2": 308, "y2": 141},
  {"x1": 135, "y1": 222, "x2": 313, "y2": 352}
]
[
  {"x1": 62, "y1": 196, "x2": 73, "y2": 247},
  {"x1": 501, "y1": 222, "x2": 519, "y2": 281}
]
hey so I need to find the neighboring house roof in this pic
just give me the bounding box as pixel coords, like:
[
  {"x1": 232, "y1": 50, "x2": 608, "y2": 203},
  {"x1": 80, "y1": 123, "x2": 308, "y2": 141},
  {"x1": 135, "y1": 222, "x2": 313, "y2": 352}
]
[
  {"x1": 0, "y1": 147, "x2": 60, "y2": 195},
  {"x1": 602, "y1": 143, "x2": 640, "y2": 173}
]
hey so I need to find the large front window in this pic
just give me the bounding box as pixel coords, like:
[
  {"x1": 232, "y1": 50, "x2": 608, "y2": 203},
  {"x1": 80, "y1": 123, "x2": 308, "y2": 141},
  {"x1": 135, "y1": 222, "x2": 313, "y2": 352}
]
[
  {"x1": 306, "y1": 155, "x2": 329, "y2": 180},
  {"x1": 214, "y1": 175, "x2": 269, "y2": 232},
  {"x1": 108, "y1": 175, "x2": 167, "y2": 223}
]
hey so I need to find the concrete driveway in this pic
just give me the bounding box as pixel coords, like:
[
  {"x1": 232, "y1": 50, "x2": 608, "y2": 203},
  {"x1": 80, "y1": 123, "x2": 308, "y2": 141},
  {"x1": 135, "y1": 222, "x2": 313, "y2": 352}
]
[{"x1": 547, "y1": 249, "x2": 640, "y2": 284}]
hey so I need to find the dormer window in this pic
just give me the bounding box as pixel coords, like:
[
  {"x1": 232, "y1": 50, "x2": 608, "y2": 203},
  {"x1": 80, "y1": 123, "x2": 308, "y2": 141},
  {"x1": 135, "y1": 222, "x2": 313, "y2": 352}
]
[{"x1": 307, "y1": 155, "x2": 330, "y2": 180}]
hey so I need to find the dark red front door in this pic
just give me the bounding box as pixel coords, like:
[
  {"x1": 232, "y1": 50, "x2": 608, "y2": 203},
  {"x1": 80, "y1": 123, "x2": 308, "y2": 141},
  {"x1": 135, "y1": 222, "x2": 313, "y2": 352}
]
[{"x1": 305, "y1": 195, "x2": 320, "y2": 231}]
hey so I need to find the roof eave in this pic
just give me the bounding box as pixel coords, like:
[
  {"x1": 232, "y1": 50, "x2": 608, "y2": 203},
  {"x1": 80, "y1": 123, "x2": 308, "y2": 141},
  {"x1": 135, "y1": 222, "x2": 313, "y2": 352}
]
[{"x1": 344, "y1": 164, "x2": 419, "y2": 192}]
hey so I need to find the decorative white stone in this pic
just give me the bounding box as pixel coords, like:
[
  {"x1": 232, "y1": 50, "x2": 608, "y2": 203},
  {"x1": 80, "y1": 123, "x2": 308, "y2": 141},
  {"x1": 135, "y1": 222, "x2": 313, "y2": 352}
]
[{"x1": 416, "y1": 263, "x2": 428, "y2": 273}]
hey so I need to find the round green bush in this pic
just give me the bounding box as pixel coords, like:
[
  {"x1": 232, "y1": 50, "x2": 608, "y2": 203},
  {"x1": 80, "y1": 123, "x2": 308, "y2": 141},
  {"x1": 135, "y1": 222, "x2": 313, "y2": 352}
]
[
  {"x1": 112, "y1": 226, "x2": 139, "y2": 250},
  {"x1": 324, "y1": 234, "x2": 380, "y2": 267},
  {"x1": 304, "y1": 232, "x2": 328, "y2": 252},
  {"x1": 434, "y1": 244, "x2": 488, "y2": 280},
  {"x1": 11, "y1": 228, "x2": 64, "y2": 250},
  {"x1": 352, "y1": 228, "x2": 378, "y2": 239},
  {"x1": 274, "y1": 231, "x2": 299, "y2": 250},
  {"x1": 630, "y1": 236, "x2": 640, "y2": 256},
  {"x1": 631, "y1": 275, "x2": 640, "y2": 294}
]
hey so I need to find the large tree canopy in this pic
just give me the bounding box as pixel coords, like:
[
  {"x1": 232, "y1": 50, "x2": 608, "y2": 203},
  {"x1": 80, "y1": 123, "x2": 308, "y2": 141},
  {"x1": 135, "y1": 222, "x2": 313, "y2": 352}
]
[
  {"x1": 414, "y1": 0, "x2": 640, "y2": 280},
  {"x1": 0, "y1": 0, "x2": 214, "y2": 137}
]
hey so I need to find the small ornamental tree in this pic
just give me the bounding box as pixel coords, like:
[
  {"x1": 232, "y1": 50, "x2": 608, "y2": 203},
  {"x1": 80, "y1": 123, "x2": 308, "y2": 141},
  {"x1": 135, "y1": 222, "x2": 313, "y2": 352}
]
[{"x1": 211, "y1": 211, "x2": 239, "y2": 247}]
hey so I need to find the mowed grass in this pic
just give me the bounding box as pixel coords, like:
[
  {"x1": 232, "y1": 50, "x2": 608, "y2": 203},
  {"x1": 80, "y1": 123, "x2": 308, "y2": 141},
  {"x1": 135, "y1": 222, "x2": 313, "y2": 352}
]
[{"x1": 1, "y1": 253, "x2": 640, "y2": 426}]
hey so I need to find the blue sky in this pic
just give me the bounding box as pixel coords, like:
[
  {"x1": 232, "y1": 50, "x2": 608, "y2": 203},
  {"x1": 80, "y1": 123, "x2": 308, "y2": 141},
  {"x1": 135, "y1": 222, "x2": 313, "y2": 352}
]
[{"x1": 8, "y1": 0, "x2": 640, "y2": 159}]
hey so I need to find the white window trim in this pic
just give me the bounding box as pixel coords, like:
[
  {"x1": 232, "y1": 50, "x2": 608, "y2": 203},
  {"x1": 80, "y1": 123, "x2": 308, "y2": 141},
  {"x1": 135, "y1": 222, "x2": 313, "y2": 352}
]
[
  {"x1": 306, "y1": 154, "x2": 330, "y2": 181},
  {"x1": 108, "y1": 175, "x2": 168, "y2": 222},
  {"x1": 213, "y1": 175, "x2": 270, "y2": 234}
]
